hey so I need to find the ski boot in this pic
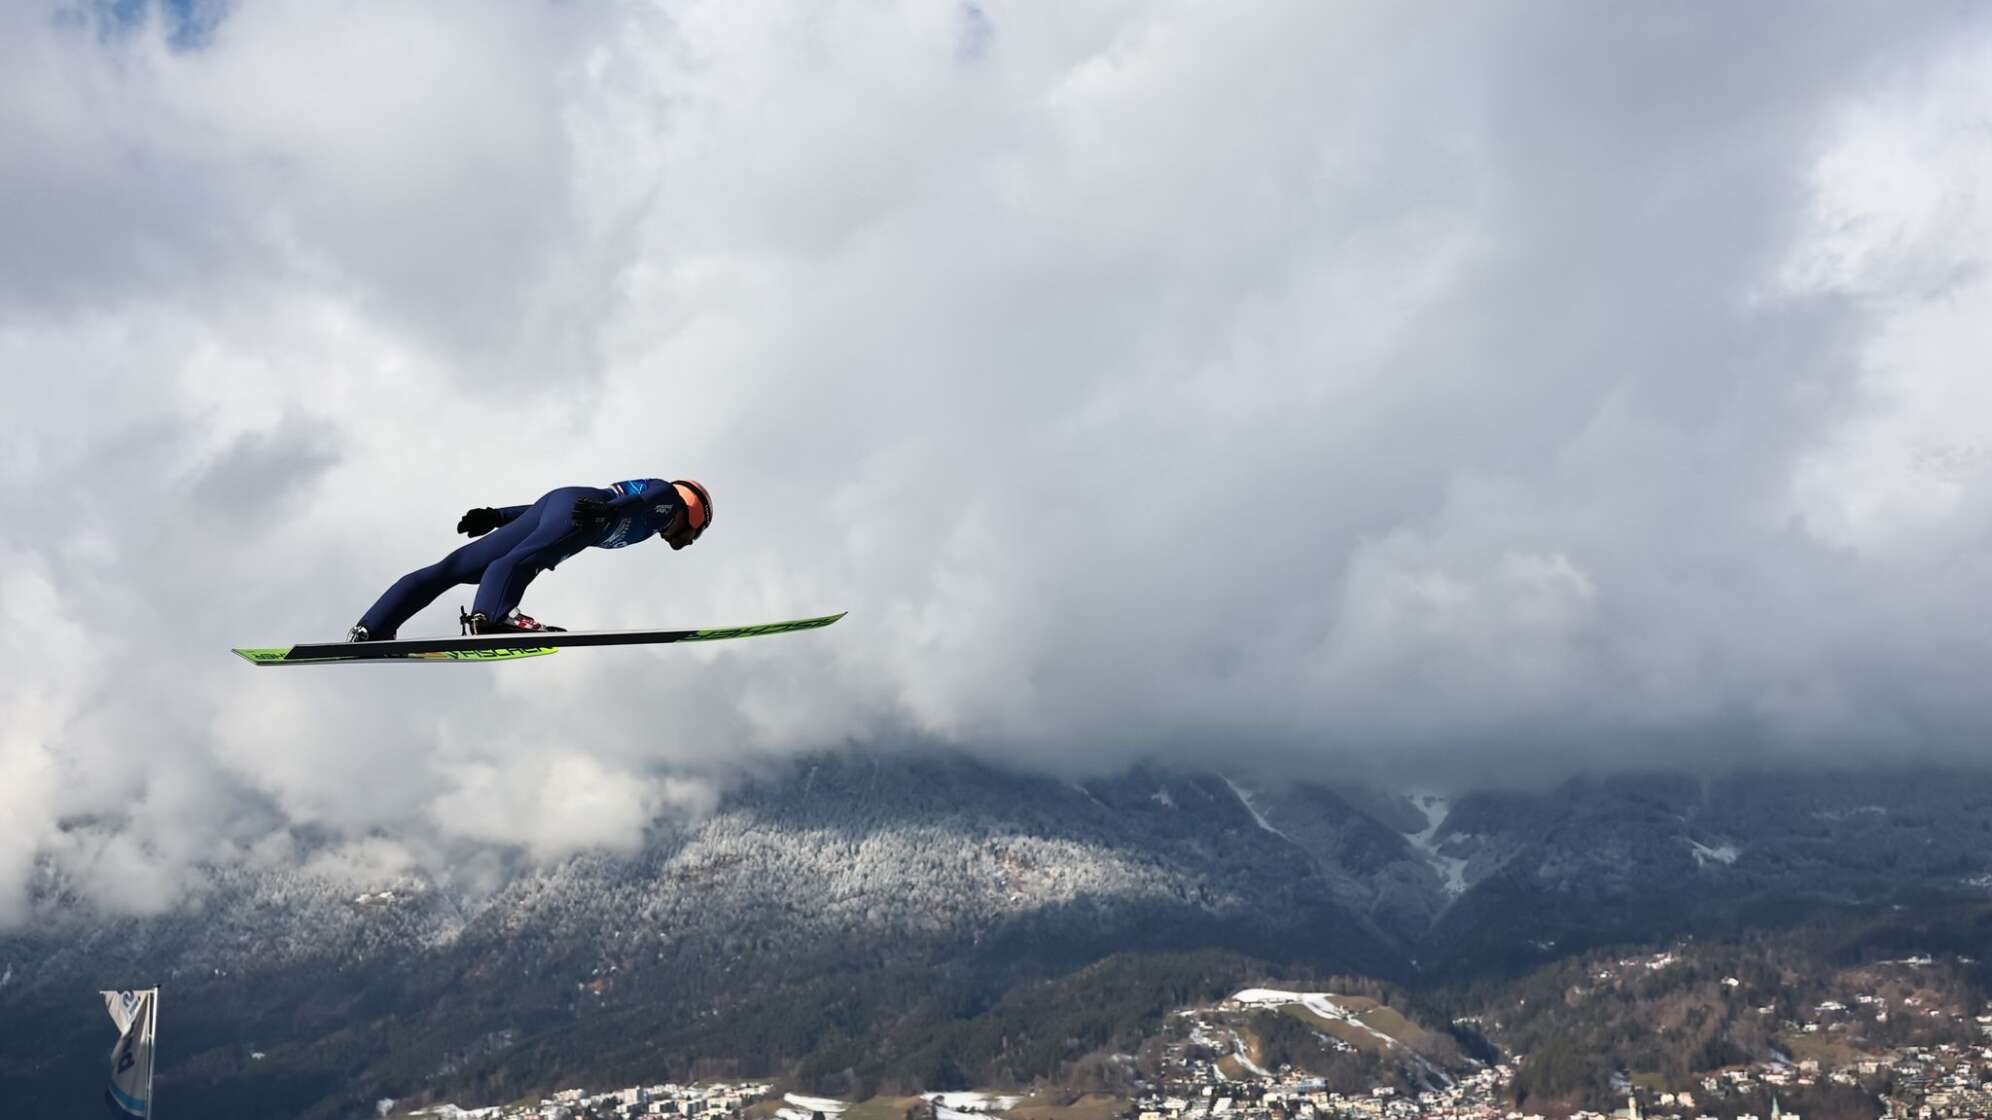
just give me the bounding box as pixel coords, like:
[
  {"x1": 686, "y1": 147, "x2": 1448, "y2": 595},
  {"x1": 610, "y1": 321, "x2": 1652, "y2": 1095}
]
[{"x1": 460, "y1": 608, "x2": 567, "y2": 635}]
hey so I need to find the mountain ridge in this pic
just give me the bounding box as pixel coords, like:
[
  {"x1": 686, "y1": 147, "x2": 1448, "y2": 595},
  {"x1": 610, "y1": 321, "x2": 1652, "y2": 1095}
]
[{"x1": 5, "y1": 752, "x2": 1991, "y2": 1118}]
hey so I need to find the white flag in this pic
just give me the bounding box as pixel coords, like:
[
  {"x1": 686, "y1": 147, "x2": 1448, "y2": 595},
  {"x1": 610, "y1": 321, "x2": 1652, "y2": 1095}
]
[{"x1": 100, "y1": 988, "x2": 158, "y2": 1119}]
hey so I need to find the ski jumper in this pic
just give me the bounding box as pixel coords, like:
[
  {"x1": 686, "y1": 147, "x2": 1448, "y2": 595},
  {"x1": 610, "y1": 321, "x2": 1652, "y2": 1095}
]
[{"x1": 356, "y1": 480, "x2": 685, "y2": 637}]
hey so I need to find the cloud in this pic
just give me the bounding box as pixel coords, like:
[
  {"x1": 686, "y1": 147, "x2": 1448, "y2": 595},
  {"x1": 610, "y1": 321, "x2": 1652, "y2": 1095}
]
[
  {"x1": 428, "y1": 753, "x2": 710, "y2": 862},
  {"x1": 186, "y1": 416, "x2": 341, "y2": 522},
  {"x1": 4, "y1": 0, "x2": 1992, "y2": 923}
]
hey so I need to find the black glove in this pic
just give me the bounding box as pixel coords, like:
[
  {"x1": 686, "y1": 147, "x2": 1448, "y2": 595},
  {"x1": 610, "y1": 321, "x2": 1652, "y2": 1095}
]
[
  {"x1": 571, "y1": 497, "x2": 613, "y2": 527},
  {"x1": 457, "y1": 507, "x2": 503, "y2": 537}
]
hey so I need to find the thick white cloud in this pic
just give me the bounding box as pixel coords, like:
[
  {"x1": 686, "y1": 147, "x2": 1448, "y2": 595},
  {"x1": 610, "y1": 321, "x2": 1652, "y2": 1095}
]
[
  {"x1": 3, "y1": 0, "x2": 1991, "y2": 922},
  {"x1": 427, "y1": 752, "x2": 707, "y2": 862}
]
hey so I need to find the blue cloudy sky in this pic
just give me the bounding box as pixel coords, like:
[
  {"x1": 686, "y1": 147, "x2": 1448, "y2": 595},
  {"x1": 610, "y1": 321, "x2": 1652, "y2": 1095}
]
[{"x1": 3, "y1": 0, "x2": 1992, "y2": 922}]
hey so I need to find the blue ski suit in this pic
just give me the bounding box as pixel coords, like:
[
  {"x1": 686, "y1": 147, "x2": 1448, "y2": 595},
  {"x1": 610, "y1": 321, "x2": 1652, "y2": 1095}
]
[{"x1": 357, "y1": 480, "x2": 684, "y2": 637}]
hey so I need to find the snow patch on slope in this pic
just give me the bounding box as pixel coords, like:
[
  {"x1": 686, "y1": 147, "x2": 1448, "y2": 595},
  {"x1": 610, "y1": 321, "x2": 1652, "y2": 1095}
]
[
  {"x1": 1068, "y1": 782, "x2": 1110, "y2": 810},
  {"x1": 924, "y1": 1093, "x2": 1024, "y2": 1112},
  {"x1": 1233, "y1": 989, "x2": 1398, "y2": 1050},
  {"x1": 1230, "y1": 989, "x2": 1452, "y2": 1086},
  {"x1": 786, "y1": 1095, "x2": 850, "y2": 1115},
  {"x1": 1406, "y1": 795, "x2": 1470, "y2": 898},
  {"x1": 1188, "y1": 1018, "x2": 1274, "y2": 1079},
  {"x1": 1223, "y1": 777, "x2": 1288, "y2": 839},
  {"x1": 1687, "y1": 839, "x2": 1740, "y2": 866},
  {"x1": 1231, "y1": 1033, "x2": 1273, "y2": 1078}
]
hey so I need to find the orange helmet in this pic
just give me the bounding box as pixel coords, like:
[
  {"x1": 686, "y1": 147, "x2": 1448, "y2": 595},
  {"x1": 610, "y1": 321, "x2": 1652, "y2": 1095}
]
[{"x1": 674, "y1": 479, "x2": 712, "y2": 541}]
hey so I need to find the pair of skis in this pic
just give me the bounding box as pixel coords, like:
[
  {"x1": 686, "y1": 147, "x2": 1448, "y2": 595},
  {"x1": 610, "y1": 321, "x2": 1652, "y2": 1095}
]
[{"x1": 233, "y1": 611, "x2": 845, "y2": 667}]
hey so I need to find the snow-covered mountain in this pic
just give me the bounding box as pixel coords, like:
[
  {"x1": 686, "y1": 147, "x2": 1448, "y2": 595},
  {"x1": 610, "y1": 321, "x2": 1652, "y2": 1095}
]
[{"x1": 5, "y1": 753, "x2": 1991, "y2": 1118}]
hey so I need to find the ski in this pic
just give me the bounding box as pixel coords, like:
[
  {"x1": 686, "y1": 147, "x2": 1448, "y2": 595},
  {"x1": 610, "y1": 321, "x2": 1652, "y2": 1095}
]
[{"x1": 233, "y1": 611, "x2": 846, "y2": 667}]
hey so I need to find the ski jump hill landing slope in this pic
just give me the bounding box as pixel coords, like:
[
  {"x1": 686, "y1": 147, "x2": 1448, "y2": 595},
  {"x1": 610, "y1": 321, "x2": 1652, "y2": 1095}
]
[{"x1": 233, "y1": 611, "x2": 846, "y2": 666}]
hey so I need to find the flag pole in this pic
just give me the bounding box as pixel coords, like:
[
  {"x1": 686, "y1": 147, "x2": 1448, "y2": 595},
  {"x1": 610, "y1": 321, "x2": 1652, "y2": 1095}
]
[{"x1": 148, "y1": 988, "x2": 158, "y2": 1118}]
